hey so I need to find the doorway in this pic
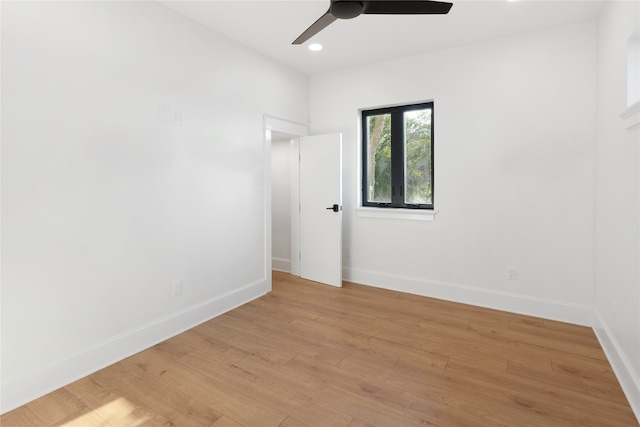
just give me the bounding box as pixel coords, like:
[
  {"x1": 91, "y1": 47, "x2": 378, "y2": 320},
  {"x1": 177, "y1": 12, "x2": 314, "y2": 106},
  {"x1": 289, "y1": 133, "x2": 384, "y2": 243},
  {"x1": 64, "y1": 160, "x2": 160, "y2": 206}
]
[
  {"x1": 271, "y1": 132, "x2": 295, "y2": 273},
  {"x1": 264, "y1": 115, "x2": 306, "y2": 281},
  {"x1": 264, "y1": 116, "x2": 342, "y2": 288}
]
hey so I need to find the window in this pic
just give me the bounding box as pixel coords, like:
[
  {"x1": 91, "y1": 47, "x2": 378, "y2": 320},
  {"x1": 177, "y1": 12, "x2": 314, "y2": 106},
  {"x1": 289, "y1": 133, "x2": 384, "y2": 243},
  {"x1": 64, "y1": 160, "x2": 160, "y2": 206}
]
[{"x1": 362, "y1": 102, "x2": 434, "y2": 209}]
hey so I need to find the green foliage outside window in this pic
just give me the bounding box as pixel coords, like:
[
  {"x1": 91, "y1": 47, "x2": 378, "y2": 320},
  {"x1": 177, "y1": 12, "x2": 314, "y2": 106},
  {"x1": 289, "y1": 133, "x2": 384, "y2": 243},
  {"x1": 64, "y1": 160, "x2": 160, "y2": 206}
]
[
  {"x1": 367, "y1": 114, "x2": 391, "y2": 202},
  {"x1": 404, "y1": 109, "x2": 432, "y2": 205}
]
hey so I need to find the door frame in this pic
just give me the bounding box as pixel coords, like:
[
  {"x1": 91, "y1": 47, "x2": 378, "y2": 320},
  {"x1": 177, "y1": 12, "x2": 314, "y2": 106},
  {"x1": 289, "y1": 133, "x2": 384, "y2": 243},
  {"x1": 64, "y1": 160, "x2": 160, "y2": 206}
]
[{"x1": 264, "y1": 115, "x2": 308, "y2": 286}]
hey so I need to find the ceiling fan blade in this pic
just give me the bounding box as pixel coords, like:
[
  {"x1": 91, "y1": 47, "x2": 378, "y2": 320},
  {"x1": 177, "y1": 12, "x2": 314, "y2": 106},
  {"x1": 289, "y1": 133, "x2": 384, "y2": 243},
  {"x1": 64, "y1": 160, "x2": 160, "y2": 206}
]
[
  {"x1": 363, "y1": 0, "x2": 453, "y2": 15},
  {"x1": 292, "y1": 10, "x2": 338, "y2": 45}
]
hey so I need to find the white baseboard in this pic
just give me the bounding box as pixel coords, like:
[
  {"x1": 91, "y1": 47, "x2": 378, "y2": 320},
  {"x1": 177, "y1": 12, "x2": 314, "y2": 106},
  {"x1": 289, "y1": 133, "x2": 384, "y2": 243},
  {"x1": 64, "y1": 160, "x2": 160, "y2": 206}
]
[
  {"x1": 0, "y1": 278, "x2": 270, "y2": 415},
  {"x1": 593, "y1": 311, "x2": 640, "y2": 423},
  {"x1": 344, "y1": 267, "x2": 639, "y2": 422},
  {"x1": 343, "y1": 267, "x2": 594, "y2": 326},
  {"x1": 272, "y1": 257, "x2": 291, "y2": 273}
]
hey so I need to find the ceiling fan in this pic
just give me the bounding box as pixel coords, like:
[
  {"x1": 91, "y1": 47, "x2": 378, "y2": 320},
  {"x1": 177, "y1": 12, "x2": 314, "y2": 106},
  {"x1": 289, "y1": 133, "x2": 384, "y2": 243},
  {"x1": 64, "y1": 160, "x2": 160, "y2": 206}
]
[{"x1": 293, "y1": 0, "x2": 453, "y2": 45}]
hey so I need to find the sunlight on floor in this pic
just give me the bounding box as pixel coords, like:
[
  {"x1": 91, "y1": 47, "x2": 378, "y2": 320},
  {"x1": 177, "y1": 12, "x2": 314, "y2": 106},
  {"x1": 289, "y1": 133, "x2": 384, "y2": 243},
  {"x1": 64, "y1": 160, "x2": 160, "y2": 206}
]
[{"x1": 62, "y1": 396, "x2": 154, "y2": 426}]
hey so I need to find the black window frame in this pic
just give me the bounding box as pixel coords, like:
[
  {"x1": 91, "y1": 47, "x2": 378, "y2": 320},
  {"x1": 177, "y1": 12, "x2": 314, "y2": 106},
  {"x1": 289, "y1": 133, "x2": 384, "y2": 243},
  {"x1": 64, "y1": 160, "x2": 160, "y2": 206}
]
[{"x1": 361, "y1": 101, "x2": 435, "y2": 210}]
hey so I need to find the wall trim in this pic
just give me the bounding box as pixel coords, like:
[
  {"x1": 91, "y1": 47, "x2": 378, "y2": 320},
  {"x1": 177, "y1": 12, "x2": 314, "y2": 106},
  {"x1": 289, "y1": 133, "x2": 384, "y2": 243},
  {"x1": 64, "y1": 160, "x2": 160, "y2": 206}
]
[
  {"x1": 264, "y1": 115, "x2": 309, "y2": 137},
  {"x1": 593, "y1": 311, "x2": 640, "y2": 423},
  {"x1": 343, "y1": 267, "x2": 594, "y2": 326},
  {"x1": 272, "y1": 257, "x2": 291, "y2": 273},
  {"x1": 0, "y1": 278, "x2": 270, "y2": 415}
]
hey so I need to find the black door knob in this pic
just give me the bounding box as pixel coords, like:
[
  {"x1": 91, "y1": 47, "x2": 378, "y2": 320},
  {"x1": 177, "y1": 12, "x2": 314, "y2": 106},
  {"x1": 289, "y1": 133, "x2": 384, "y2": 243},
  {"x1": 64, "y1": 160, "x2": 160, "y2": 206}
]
[{"x1": 326, "y1": 204, "x2": 340, "y2": 212}]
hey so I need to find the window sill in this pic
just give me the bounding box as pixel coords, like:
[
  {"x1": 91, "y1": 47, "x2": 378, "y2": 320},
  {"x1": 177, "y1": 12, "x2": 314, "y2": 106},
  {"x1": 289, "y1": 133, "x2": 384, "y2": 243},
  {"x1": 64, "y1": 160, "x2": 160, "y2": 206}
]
[
  {"x1": 620, "y1": 101, "x2": 640, "y2": 130},
  {"x1": 356, "y1": 207, "x2": 437, "y2": 221}
]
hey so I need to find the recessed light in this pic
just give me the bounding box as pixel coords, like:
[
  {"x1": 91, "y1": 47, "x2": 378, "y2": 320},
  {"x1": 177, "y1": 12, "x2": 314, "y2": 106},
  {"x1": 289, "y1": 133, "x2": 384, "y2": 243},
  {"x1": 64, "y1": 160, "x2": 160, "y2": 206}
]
[{"x1": 308, "y1": 43, "x2": 323, "y2": 51}]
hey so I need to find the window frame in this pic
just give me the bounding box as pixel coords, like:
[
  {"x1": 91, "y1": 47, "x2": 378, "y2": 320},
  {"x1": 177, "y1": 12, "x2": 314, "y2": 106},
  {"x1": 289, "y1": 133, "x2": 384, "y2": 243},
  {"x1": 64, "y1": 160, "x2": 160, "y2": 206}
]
[{"x1": 361, "y1": 101, "x2": 435, "y2": 210}]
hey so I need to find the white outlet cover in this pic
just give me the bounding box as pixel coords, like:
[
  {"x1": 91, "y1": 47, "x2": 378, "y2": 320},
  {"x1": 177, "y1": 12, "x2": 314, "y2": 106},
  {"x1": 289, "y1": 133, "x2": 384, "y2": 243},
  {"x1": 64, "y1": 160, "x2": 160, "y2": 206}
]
[{"x1": 172, "y1": 280, "x2": 183, "y2": 296}]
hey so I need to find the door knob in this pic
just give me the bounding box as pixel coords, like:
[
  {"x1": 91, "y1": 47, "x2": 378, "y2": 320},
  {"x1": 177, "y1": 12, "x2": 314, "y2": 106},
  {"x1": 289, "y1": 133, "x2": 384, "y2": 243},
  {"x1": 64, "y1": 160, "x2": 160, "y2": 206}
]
[{"x1": 326, "y1": 204, "x2": 340, "y2": 212}]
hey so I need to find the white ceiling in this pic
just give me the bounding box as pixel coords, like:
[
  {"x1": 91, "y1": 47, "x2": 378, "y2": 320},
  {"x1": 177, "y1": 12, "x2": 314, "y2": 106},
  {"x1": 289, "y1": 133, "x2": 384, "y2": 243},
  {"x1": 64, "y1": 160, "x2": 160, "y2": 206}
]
[{"x1": 160, "y1": 0, "x2": 606, "y2": 75}]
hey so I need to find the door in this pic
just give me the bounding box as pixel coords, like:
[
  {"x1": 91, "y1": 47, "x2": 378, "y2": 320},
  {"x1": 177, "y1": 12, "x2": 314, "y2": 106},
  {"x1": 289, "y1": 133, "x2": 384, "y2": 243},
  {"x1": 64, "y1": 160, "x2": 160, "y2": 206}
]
[{"x1": 299, "y1": 134, "x2": 342, "y2": 287}]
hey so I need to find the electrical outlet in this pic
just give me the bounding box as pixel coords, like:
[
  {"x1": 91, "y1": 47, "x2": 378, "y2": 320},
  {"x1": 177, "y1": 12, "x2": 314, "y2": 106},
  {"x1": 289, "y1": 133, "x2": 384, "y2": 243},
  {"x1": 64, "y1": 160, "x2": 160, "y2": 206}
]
[
  {"x1": 506, "y1": 266, "x2": 517, "y2": 281},
  {"x1": 172, "y1": 280, "x2": 183, "y2": 297}
]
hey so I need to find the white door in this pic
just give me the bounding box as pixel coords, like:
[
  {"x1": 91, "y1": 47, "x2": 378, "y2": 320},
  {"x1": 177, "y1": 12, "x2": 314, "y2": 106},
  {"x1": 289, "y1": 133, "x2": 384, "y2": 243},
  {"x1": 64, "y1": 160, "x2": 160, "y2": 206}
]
[{"x1": 299, "y1": 134, "x2": 342, "y2": 287}]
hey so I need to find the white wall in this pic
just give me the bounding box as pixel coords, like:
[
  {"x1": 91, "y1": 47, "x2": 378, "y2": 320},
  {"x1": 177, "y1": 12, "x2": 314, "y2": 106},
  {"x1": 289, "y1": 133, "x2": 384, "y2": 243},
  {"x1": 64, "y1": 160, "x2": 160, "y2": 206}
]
[
  {"x1": 594, "y1": 1, "x2": 640, "y2": 418},
  {"x1": 271, "y1": 138, "x2": 292, "y2": 271},
  {"x1": 310, "y1": 22, "x2": 598, "y2": 324},
  {"x1": 0, "y1": 1, "x2": 308, "y2": 412}
]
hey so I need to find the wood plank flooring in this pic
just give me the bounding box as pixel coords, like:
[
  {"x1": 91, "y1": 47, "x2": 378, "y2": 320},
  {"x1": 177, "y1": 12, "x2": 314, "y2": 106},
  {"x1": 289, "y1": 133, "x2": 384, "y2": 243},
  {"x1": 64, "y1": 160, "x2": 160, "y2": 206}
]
[{"x1": 2, "y1": 271, "x2": 638, "y2": 426}]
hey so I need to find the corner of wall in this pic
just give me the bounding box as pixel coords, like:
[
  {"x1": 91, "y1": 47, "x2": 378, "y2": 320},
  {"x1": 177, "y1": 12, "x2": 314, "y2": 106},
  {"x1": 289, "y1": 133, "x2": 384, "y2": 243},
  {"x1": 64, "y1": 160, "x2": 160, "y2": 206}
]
[{"x1": 593, "y1": 310, "x2": 640, "y2": 423}]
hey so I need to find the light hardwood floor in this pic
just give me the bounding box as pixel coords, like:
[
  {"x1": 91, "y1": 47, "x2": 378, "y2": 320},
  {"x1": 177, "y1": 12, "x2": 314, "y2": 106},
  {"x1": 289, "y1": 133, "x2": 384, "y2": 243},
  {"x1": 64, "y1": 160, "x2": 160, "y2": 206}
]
[{"x1": 2, "y1": 271, "x2": 638, "y2": 426}]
